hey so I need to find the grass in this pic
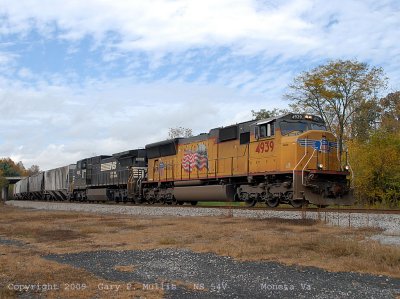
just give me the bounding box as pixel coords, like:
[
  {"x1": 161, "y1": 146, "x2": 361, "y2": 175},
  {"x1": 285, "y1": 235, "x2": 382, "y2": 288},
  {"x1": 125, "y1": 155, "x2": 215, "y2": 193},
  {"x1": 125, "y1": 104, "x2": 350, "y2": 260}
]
[
  {"x1": 158, "y1": 237, "x2": 179, "y2": 245},
  {"x1": 0, "y1": 286, "x2": 17, "y2": 299},
  {"x1": 0, "y1": 203, "x2": 399, "y2": 297}
]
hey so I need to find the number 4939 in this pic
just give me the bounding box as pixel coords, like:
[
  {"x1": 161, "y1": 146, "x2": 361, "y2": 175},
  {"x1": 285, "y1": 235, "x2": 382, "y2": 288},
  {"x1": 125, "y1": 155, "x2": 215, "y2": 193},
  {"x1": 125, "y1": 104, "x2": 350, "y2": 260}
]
[{"x1": 255, "y1": 141, "x2": 274, "y2": 153}]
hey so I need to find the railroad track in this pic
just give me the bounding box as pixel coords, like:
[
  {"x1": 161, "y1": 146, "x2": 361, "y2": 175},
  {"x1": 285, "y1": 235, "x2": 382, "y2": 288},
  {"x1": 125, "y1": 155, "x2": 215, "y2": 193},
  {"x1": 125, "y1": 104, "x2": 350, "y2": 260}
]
[
  {"x1": 14, "y1": 200, "x2": 400, "y2": 214},
  {"x1": 209, "y1": 205, "x2": 400, "y2": 214}
]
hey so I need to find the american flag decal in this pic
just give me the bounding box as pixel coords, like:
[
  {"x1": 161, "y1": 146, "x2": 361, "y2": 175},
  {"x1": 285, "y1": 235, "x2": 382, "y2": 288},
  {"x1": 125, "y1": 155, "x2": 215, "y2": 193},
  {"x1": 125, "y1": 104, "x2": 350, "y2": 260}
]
[
  {"x1": 298, "y1": 139, "x2": 337, "y2": 153},
  {"x1": 182, "y1": 144, "x2": 208, "y2": 172}
]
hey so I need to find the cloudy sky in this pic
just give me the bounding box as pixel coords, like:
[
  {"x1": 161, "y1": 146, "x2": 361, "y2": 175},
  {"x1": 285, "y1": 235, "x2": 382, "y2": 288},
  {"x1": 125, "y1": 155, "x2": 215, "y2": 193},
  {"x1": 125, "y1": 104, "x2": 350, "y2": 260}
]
[{"x1": 0, "y1": 0, "x2": 399, "y2": 170}]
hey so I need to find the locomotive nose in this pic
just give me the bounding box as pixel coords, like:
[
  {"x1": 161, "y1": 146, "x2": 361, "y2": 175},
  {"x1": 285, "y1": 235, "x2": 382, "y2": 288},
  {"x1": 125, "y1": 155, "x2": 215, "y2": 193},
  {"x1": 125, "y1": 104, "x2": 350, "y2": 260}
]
[{"x1": 295, "y1": 130, "x2": 340, "y2": 172}]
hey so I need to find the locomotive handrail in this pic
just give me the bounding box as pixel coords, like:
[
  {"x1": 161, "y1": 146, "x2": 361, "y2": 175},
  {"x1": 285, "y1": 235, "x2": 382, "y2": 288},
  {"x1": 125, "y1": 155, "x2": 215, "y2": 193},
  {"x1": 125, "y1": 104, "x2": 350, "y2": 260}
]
[
  {"x1": 292, "y1": 138, "x2": 308, "y2": 190},
  {"x1": 301, "y1": 148, "x2": 317, "y2": 186}
]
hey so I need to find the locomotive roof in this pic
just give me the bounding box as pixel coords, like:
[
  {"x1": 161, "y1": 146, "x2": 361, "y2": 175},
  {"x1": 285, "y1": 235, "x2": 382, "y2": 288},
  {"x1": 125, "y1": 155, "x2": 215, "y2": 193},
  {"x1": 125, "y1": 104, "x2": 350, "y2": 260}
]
[
  {"x1": 113, "y1": 148, "x2": 147, "y2": 159},
  {"x1": 144, "y1": 113, "x2": 326, "y2": 157},
  {"x1": 256, "y1": 113, "x2": 324, "y2": 125},
  {"x1": 255, "y1": 115, "x2": 281, "y2": 125},
  {"x1": 145, "y1": 138, "x2": 182, "y2": 149}
]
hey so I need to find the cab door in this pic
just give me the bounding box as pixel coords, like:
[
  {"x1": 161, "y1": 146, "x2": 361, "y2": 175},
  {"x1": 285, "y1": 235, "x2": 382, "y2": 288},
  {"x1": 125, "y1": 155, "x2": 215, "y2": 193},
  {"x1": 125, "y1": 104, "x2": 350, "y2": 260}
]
[
  {"x1": 153, "y1": 159, "x2": 160, "y2": 182},
  {"x1": 249, "y1": 122, "x2": 277, "y2": 174}
]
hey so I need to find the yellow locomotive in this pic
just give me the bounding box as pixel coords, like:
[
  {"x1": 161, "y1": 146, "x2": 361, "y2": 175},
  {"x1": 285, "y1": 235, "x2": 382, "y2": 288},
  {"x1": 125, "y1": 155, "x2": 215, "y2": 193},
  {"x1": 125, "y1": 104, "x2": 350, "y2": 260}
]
[{"x1": 144, "y1": 113, "x2": 353, "y2": 207}]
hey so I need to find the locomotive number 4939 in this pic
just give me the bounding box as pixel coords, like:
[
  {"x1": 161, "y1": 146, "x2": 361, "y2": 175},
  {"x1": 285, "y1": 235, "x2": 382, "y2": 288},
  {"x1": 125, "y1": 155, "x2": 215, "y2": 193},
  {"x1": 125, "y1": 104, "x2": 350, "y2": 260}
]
[{"x1": 255, "y1": 141, "x2": 274, "y2": 153}]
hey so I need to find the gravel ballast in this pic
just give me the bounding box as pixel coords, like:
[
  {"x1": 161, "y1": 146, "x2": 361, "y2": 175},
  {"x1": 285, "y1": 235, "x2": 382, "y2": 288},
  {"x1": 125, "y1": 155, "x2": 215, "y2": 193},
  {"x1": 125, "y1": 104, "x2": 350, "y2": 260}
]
[
  {"x1": 0, "y1": 236, "x2": 26, "y2": 247},
  {"x1": 44, "y1": 248, "x2": 400, "y2": 299}
]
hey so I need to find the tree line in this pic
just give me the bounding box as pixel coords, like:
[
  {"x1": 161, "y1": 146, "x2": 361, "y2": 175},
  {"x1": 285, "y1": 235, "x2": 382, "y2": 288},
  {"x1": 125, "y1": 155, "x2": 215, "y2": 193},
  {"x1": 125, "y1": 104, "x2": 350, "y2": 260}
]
[
  {"x1": 0, "y1": 158, "x2": 40, "y2": 189},
  {"x1": 253, "y1": 60, "x2": 399, "y2": 207}
]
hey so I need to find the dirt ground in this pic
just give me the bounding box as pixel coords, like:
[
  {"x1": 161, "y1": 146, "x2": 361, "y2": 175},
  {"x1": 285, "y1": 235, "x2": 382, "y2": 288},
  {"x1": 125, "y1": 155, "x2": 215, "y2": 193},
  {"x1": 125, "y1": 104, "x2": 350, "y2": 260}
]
[{"x1": 0, "y1": 203, "x2": 399, "y2": 298}]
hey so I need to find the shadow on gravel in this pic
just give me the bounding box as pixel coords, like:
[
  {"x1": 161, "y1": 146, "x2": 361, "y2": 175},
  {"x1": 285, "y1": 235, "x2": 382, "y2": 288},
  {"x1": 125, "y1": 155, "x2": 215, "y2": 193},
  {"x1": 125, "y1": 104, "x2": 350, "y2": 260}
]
[{"x1": 44, "y1": 249, "x2": 400, "y2": 299}]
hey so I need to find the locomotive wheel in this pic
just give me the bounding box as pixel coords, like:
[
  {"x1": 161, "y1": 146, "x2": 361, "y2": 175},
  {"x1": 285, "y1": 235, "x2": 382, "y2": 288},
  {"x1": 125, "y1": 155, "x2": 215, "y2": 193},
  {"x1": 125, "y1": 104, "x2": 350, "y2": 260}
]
[
  {"x1": 290, "y1": 199, "x2": 306, "y2": 208},
  {"x1": 171, "y1": 197, "x2": 178, "y2": 205},
  {"x1": 178, "y1": 201, "x2": 184, "y2": 205},
  {"x1": 265, "y1": 197, "x2": 279, "y2": 208},
  {"x1": 190, "y1": 201, "x2": 198, "y2": 206},
  {"x1": 245, "y1": 199, "x2": 257, "y2": 207},
  {"x1": 134, "y1": 198, "x2": 143, "y2": 204}
]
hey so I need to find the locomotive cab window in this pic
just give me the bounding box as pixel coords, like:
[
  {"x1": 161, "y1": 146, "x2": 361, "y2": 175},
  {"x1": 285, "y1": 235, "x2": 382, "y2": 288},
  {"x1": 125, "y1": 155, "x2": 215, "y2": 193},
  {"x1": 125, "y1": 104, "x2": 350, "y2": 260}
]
[
  {"x1": 310, "y1": 123, "x2": 327, "y2": 131},
  {"x1": 280, "y1": 121, "x2": 307, "y2": 136},
  {"x1": 259, "y1": 122, "x2": 275, "y2": 138},
  {"x1": 280, "y1": 121, "x2": 327, "y2": 135},
  {"x1": 240, "y1": 132, "x2": 250, "y2": 144}
]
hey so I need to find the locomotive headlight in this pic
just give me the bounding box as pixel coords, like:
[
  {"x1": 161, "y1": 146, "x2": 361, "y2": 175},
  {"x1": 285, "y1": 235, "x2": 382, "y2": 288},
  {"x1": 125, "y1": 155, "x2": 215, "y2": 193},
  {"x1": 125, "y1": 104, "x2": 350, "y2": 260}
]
[
  {"x1": 317, "y1": 163, "x2": 324, "y2": 170},
  {"x1": 345, "y1": 165, "x2": 350, "y2": 171}
]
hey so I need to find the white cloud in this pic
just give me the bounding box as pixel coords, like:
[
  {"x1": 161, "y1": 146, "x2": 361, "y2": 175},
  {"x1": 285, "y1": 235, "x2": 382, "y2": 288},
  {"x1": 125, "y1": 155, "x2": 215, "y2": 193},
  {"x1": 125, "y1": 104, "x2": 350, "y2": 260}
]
[
  {"x1": 0, "y1": 0, "x2": 398, "y2": 87},
  {"x1": 17, "y1": 68, "x2": 34, "y2": 79},
  {"x1": 0, "y1": 52, "x2": 13, "y2": 65},
  {"x1": 0, "y1": 0, "x2": 397, "y2": 59},
  {"x1": 0, "y1": 0, "x2": 316, "y2": 55},
  {"x1": 0, "y1": 76, "x2": 273, "y2": 170},
  {"x1": 0, "y1": 49, "x2": 18, "y2": 76},
  {"x1": 0, "y1": 0, "x2": 399, "y2": 170}
]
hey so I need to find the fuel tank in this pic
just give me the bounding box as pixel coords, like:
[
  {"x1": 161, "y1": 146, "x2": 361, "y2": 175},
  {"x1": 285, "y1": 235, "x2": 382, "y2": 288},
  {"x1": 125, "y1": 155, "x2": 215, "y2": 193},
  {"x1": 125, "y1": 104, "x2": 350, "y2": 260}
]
[{"x1": 173, "y1": 184, "x2": 235, "y2": 202}]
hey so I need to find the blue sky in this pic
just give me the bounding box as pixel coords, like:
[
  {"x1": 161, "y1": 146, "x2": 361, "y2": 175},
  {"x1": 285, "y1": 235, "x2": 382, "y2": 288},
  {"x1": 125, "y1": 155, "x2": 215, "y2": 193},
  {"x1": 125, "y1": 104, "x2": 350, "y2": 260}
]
[{"x1": 0, "y1": 0, "x2": 399, "y2": 169}]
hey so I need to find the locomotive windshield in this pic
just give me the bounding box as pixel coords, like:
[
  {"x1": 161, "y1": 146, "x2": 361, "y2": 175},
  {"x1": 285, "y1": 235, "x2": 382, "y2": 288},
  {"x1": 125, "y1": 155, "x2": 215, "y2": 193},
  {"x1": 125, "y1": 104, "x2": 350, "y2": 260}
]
[
  {"x1": 310, "y1": 122, "x2": 327, "y2": 131},
  {"x1": 280, "y1": 121, "x2": 327, "y2": 136}
]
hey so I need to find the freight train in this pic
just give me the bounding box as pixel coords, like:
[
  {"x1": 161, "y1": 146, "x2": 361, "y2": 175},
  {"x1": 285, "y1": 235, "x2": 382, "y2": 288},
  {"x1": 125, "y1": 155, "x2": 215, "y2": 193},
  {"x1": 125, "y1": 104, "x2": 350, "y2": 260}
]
[{"x1": 13, "y1": 113, "x2": 353, "y2": 207}]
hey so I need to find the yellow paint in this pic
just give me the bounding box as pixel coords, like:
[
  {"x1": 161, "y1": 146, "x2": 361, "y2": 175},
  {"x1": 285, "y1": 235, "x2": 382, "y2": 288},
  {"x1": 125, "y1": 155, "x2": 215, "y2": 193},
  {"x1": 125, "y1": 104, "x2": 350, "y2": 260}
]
[{"x1": 147, "y1": 128, "x2": 341, "y2": 182}]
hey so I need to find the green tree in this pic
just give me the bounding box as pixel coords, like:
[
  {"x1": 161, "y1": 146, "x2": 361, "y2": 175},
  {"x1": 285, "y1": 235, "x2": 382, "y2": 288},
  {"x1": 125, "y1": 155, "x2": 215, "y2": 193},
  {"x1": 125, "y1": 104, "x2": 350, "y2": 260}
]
[
  {"x1": 349, "y1": 100, "x2": 381, "y2": 142},
  {"x1": 0, "y1": 158, "x2": 25, "y2": 176},
  {"x1": 0, "y1": 169, "x2": 9, "y2": 189},
  {"x1": 285, "y1": 59, "x2": 387, "y2": 164},
  {"x1": 379, "y1": 91, "x2": 400, "y2": 133},
  {"x1": 348, "y1": 130, "x2": 400, "y2": 207},
  {"x1": 251, "y1": 108, "x2": 290, "y2": 120},
  {"x1": 17, "y1": 161, "x2": 26, "y2": 173}
]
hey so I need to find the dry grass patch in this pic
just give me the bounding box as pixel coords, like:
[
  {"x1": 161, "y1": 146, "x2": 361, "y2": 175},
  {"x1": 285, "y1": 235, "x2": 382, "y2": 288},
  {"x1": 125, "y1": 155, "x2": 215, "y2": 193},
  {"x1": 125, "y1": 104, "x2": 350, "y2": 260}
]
[
  {"x1": 36, "y1": 229, "x2": 87, "y2": 243},
  {"x1": 248, "y1": 217, "x2": 319, "y2": 226},
  {"x1": 158, "y1": 237, "x2": 179, "y2": 245},
  {"x1": 7, "y1": 223, "x2": 88, "y2": 244},
  {"x1": 0, "y1": 204, "x2": 399, "y2": 280},
  {"x1": 0, "y1": 286, "x2": 17, "y2": 299}
]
